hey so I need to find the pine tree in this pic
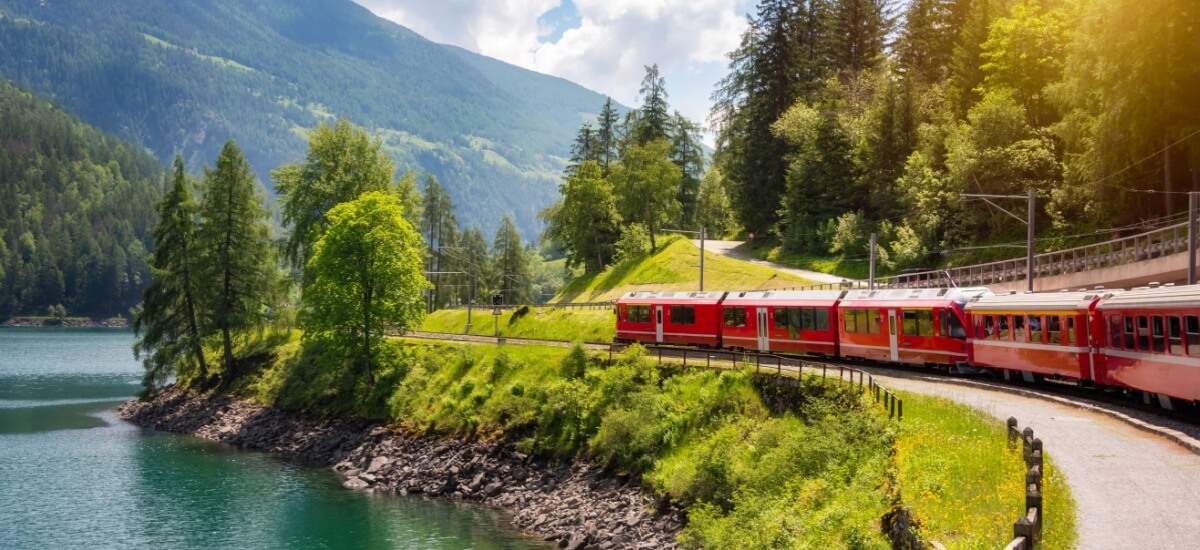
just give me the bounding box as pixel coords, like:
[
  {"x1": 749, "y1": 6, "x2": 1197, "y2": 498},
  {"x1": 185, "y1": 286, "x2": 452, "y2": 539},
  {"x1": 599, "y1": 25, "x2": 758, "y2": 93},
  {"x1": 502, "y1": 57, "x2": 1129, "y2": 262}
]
[
  {"x1": 566, "y1": 123, "x2": 600, "y2": 176},
  {"x1": 420, "y1": 175, "x2": 457, "y2": 312},
  {"x1": 631, "y1": 64, "x2": 672, "y2": 146},
  {"x1": 197, "y1": 141, "x2": 275, "y2": 376},
  {"x1": 596, "y1": 97, "x2": 621, "y2": 177},
  {"x1": 134, "y1": 156, "x2": 208, "y2": 392},
  {"x1": 491, "y1": 215, "x2": 532, "y2": 304},
  {"x1": 828, "y1": 0, "x2": 894, "y2": 77},
  {"x1": 670, "y1": 112, "x2": 706, "y2": 228}
]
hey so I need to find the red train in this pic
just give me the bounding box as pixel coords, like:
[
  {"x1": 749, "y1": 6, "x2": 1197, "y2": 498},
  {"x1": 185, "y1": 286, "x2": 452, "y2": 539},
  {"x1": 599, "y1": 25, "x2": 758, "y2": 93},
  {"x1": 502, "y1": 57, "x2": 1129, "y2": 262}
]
[{"x1": 615, "y1": 284, "x2": 1200, "y2": 409}]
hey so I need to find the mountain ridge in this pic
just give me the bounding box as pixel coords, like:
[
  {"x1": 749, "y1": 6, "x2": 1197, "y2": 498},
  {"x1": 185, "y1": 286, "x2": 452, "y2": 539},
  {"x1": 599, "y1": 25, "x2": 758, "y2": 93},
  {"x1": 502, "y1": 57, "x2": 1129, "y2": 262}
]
[{"x1": 0, "y1": 0, "x2": 617, "y2": 238}]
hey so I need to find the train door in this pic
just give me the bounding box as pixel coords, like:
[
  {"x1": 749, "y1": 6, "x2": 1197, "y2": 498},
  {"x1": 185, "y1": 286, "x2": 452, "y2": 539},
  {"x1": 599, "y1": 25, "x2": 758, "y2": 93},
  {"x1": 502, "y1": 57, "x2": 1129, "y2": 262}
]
[
  {"x1": 654, "y1": 306, "x2": 664, "y2": 343},
  {"x1": 887, "y1": 309, "x2": 899, "y2": 361},
  {"x1": 757, "y1": 308, "x2": 770, "y2": 351}
]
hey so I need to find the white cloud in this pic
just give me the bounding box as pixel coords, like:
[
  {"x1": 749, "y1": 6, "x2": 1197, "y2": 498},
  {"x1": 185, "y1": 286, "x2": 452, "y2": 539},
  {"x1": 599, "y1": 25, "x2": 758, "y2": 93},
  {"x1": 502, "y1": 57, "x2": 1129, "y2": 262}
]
[{"x1": 354, "y1": 0, "x2": 752, "y2": 138}]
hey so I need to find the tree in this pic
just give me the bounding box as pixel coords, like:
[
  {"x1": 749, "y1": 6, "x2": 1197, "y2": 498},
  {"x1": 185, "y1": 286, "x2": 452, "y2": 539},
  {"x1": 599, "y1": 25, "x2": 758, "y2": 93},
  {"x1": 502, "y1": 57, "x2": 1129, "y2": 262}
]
[
  {"x1": 303, "y1": 192, "x2": 427, "y2": 387},
  {"x1": 492, "y1": 215, "x2": 533, "y2": 304},
  {"x1": 695, "y1": 167, "x2": 737, "y2": 238},
  {"x1": 273, "y1": 119, "x2": 396, "y2": 273},
  {"x1": 420, "y1": 175, "x2": 458, "y2": 312},
  {"x1": 566, "y1": 123, "x2": 600, "y2": 176},
  {"x1": 670, "y1": 112, "x2": 706, "y2": 229},
  {"x1": 596, "y1": 97, "x2": 621, "y2": 177},
  {"x1": 631, "y1": 64, "x2": 672, "y2": 146},
  {"x1": 541, "y1": 160, "x2": 621, "y2": 272},
  {"x1": 611, "y1": 140, "x2": 682, "y2": 251},
  {"x1": 134, "y1": 156, "x2": 209, "y2": 391},
  {"x1": 460, "y1": 225, "x2": 494, "y2": 299},
  {"x1": 980, "y1": 0, "x2": 1068, "y2": 127},
  {"x1": 197, "y1": 141, "x2": 276, "y2": 375},
  {"x1": 828, "y1": 0, "x2": 894, "y2": 77}
]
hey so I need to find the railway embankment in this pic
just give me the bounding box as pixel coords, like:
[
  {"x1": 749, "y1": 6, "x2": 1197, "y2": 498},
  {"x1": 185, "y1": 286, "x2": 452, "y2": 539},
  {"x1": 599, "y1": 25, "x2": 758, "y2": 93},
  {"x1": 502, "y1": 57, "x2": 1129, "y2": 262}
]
[{"x1": 120, "y1": 387, "x2": 684, "y2": 550}]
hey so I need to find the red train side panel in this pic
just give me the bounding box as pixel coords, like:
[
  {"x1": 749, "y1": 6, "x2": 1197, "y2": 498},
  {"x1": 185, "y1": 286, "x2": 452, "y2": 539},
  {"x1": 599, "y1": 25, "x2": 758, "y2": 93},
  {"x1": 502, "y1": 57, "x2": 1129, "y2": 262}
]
[
  {"x1": 1096, "y1": 285, "x2": 1200, "y2": 404},
  {"x1": 615, "y1": 291, "x2": 725, "y2": 347},
  {"x1": 719, "y1": 290, "x2": 843, "y2": 355},
  {"x1": 837, "y1": 288, "x2": 987, "y2": 368},
  {"x1": 965, "y1": 291, "x2": 1109, "y2": 383}
]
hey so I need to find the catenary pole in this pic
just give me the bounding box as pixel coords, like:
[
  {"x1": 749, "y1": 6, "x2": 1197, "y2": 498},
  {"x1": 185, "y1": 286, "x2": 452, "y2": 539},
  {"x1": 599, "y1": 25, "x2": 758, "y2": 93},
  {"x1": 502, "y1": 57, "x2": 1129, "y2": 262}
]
[{"x1": 1027, "y1": 189, "x2": 1035, "y2": 292}]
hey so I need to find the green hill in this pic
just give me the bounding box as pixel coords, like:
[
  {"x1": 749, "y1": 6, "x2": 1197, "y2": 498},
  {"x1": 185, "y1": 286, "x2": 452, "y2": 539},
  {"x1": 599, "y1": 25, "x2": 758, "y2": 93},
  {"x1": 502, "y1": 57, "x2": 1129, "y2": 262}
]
[
  {"x1": 0, "y1": 79, "x2": 163, "y2": 318},
  {"x1": 552, "y1": 236, "x2": 817, "y2": 303},
  {"x1": 0, "y1": 0, "x2": 619, "y2": 238}
]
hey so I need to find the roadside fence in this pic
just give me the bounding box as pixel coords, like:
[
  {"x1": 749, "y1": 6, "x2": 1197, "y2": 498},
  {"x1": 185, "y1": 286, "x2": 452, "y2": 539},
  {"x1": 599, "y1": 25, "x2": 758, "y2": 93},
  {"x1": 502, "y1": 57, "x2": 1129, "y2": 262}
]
[{"x1": 1004, "y1": 417, "x2": 1045, "y2": 550}]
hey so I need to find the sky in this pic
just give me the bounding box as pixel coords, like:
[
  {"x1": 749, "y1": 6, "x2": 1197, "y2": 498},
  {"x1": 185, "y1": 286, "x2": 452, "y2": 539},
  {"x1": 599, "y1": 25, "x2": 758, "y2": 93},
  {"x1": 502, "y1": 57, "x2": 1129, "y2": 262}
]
[{"x1": 352, "y1": 0, "x2": 755, "y2": 142}]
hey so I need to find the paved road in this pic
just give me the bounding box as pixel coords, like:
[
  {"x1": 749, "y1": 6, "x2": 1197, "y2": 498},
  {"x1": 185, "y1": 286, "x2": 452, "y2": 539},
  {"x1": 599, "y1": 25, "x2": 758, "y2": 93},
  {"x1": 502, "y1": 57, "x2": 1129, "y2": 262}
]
[
  {"x1": 871, "y1": 373, "x2": 1200, "y2": 549},
  {"x1": 692, "y1": 239, "x2": 854, "y2": 285}
]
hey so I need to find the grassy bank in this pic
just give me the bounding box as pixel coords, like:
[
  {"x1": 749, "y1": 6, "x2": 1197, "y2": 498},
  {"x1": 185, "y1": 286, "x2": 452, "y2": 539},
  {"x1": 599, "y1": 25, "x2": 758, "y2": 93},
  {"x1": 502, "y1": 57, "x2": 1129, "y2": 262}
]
[
  {"x1": 553, "y1": 236, "x2": 815, "y2": 303},
  {"x1": 746, "y1": 242, "x2": 874, "y2": 280},
  {"x1": 419, "y1": 306, "x2": 615, "y2": 342},
  {"x1": 895, "y1": 393, "x2": 1076, "y2": 549}
]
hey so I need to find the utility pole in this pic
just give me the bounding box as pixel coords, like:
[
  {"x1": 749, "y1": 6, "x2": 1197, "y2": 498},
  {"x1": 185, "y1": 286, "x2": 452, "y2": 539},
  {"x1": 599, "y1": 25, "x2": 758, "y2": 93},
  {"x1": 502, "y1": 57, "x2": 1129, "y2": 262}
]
[
  {"x1": 663, "y1": 227, "x2": 707, "y2": 291},
  {"x1": 961, "y1": 192, "x2": 1037, "y2": 292},
  {"x1": 869, "y1": 232, "x2": 877, "y2": 290},
  {"x1": 1190, "y1": 192, "x2": 1197, "y2": 285}
]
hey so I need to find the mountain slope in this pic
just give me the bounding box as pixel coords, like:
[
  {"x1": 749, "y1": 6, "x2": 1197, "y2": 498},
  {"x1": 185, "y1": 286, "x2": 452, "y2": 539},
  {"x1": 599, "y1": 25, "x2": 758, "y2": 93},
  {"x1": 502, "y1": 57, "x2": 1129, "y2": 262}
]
[
  {"x1": 0, "y1": 0, "x2": 614, "y2": 237},
  {"x1": 0, "y1": 79, "x2": 163, "y2": 318}
]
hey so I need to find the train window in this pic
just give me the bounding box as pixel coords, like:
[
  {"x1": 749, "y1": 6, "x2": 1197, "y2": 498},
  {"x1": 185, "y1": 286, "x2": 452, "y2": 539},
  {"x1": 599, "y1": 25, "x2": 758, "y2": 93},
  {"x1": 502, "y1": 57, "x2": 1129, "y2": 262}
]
[
  {"x1": 843, "y1": 309, "x2": 856, "y2": 333},
  {"x1": 1028, "y1": 315, "x2": 1043, "y2": 344},
  {"x1": 774, "y1": 308, "x2": 789, "y2": 330},
  {"x1": 1067, "y1": 317, "x2": 1077, "y2": 346},
  {"x1": 724, "y1": 307, "x2": 747, "y2": 328},
  {"x1": 670, "y1": 306, "x2": 695, "y2": 325},
  {"x1": 1151, "y1": 316, "x2": 1166, "y2": 353},
  {"x1": 998, "y1": 315, "x2": 1011, "y2": 340},
  {"x1": 984, "y1": 315, "x2": 996, "y2": 340},
  {"x1": 942, "y1": 311, "x2": 967, "y2": 339},
  {"x1": 1047, "y1": 316, "x2": 1061, "y2": 344},
  {"x1": 1136, "y1": 316, "x2": 1150, "y2": 351},
  {"x1": 1013, "y1": 315, "x2": 1026, "y2": 342},
  {"x1": 1168, "y1": 316, "x2": 1184, "y2": 355},
  {"x1": 799, "y1": 308, "x2": 814, "y2": 330},
  {"x1": 901, "y1": 310, "x2": 917, "y2": 335},
  {"x1": 1187, "y1": 316, "x2": 1200, "y2": 357},
  {"x1": 1123, "y1": 316, "x2": 1136, "y2": 349},
  {"x1": 1109, "y1": 316, "x2": 1121, "y2": 348},
  {"x1": 626, "y1": 305, "x2": 651, "y2": 323},
  {"x1": 815, "y1": 309, "x2": 830, "y2": 331}
]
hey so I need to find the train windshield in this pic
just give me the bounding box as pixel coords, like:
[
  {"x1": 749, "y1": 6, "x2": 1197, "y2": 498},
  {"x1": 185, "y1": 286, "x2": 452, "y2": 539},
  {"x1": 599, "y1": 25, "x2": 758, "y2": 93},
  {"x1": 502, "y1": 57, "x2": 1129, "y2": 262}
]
[{"x1": 942, "y1": 309, "x2": 968, "y2": 339}]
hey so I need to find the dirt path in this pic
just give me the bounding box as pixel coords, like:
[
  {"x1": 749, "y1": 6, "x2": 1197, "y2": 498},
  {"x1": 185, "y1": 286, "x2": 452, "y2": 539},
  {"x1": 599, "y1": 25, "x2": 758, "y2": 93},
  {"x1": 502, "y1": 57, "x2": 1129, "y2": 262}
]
[
  {"x1": 869, "y1": 373, "x2": 1200, "y2": 549},
  {"x1": 692, "y1": 240, "x2": 854, "y2": 285}
]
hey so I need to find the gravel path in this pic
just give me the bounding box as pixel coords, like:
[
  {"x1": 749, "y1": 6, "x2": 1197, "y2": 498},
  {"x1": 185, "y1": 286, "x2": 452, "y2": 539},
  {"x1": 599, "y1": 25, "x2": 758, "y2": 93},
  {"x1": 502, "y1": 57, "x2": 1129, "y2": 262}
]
[
  {"x1": 692, "y1": 239, "x2": 855, "y2": 285},
  {"x1": 865, "y1": 372, "x2": 1200, "y2": 549}
]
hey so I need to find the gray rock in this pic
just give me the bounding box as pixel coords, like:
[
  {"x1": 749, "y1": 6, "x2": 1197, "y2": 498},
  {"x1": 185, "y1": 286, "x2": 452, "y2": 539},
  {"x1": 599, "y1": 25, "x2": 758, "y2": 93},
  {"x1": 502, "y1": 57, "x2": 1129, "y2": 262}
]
[{"x1": 343, "y1": 477, "x2": 370, "y2": 490}]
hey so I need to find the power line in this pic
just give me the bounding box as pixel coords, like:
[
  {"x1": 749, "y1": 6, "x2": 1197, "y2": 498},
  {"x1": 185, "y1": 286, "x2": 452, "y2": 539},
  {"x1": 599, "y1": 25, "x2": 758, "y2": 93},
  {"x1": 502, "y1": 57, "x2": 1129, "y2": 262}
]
[{"x1": 1087, "y1": 127, "x2": 1200, "y2": 194}]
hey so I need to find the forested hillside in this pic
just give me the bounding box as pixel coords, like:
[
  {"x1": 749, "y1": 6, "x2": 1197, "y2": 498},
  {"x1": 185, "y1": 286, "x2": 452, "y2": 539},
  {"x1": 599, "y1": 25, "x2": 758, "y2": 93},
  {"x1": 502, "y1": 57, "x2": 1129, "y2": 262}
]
[
  {"x1": 0, "y1": 0, "x2": 616, "y2": 238},
  {"x1": 708, "y1": 0, "x2": 1200, "y2": 269},
  {"x1": 0, "y1": 79, "x2": 163, "y2": 318}
]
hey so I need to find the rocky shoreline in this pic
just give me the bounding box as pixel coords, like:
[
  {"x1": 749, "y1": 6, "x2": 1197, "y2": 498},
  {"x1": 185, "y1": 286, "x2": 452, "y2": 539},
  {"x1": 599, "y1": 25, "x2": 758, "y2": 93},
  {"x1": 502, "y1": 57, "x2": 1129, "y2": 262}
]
[
  {"x1": 2, "y1": 317, "x2": 128, "y2": 328},
  {"x1": 119, "y1": 388, "x2": 683, "y2": 549}
]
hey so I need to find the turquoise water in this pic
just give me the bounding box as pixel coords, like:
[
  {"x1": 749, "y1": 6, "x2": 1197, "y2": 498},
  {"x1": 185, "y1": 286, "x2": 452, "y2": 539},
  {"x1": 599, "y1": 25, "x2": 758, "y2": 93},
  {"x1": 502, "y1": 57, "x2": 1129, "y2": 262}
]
[{"x1": 0, "y1": 328, "x2": 546, "y2": 549}]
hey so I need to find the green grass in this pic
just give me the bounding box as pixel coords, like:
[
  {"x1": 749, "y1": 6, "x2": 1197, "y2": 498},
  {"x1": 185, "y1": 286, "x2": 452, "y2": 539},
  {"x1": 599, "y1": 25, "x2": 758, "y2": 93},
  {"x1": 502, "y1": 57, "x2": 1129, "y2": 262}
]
[
  {"x1": 894, "y1": 393, "x2": 1076, "y2": 550},
  {"x1": 418, "y1": 306, "x2": 615, "y2": 342},
  {"x1": 553, "y1": 235, "x2": 815, "y2": 303},
  {"x1": 745, "y1": 240, "x2": 874, "y2": 280}
]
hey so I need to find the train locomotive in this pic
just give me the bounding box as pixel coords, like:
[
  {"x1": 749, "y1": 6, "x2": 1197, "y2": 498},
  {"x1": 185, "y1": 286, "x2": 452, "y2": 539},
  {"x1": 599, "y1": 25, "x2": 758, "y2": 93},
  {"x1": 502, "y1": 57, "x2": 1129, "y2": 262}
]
[{"x1": 615, "y1": 284, "x2": 1200, "y2": 409}]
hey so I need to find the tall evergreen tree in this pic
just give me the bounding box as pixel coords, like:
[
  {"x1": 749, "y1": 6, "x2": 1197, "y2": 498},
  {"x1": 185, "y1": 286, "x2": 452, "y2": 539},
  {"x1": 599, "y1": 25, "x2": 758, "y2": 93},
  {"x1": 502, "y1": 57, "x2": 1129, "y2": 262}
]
[
  {"x1": 670, "y1": 112, "x2": 706, "y2": 228},
  {"x1": 492, "y1": 215, "x2": 533, "y2": 304},
  {"x1": 420, "y1": 175, "x2": 457, "y2": 312},
  {"x1": 134, "y1": 156, "x2": 208, "y2": 392},
  {"x1": 828, "y1": 0, "x2": 894, "y2": 77},
  {"x1": 631, "y1": 64, "x2": 672, "y2": 146},
  {"x1": 566, "y1": 123, "x2": 600, "y2": 176},
  {"x1": 197, "y1": 141, "x2": 275, "y2": 375},
  {"x1": 459, "y1": 225, "x2": 494, "y2": 300},
  {"x1": 596, "y1": 97, "x2": 621, "y2": 177}
]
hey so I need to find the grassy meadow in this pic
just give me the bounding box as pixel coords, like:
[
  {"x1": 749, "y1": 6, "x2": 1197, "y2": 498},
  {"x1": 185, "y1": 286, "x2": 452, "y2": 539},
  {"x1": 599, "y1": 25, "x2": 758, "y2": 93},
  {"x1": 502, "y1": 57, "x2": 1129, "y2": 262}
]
[
  {"x1": 419, "y1": 306, "x2": 615, "y2": 342},
  {"x1": 552, "y1": 235, "x2": 815, "y2": 303}
]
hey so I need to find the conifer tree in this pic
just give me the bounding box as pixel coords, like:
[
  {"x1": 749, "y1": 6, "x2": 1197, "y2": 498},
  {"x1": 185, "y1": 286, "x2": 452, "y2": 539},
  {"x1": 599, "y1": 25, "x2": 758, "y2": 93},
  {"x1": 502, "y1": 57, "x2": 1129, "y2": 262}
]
[
  {"x1": 631, "y1": 65, "x2": 672, "y2": 146},
  {"x1": 596, "y1": 97, "x2": 621, "y2": 177},
  {"x1": 197, "y1": 141, "x2": 275, "y2": 375},
  {"x1": 492, "y1": 215, "x2": 533, "y2": 304},
  {"x1": 134, "y1": 156, "x2": 208, "y2": 391},
  {"x1": 669, "y1": 112, "x2": 706, "y2": 228},
  {"x1": 420, "y1": 175, "x2": 457, "y2": 312}
]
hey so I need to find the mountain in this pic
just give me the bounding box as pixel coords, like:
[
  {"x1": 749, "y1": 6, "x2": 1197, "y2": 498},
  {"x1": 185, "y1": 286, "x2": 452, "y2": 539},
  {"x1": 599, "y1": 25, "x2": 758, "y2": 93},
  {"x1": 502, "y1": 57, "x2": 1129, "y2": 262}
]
[
  {"x1": 0, "y1": 0, "x2": 616, "y2": 238},
  {"x1": 0, "y1": 79, "x2": 163, "y2": 318}
]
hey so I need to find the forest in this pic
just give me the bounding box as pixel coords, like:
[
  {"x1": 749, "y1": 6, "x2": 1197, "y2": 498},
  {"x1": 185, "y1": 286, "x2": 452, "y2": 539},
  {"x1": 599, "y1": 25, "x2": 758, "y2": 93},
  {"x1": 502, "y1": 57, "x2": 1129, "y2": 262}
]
[
  {"x1": 0, "y1": 79, "x2": 163, "y2": 319},
  {"x1": 544, "y1": 0, "x2": 1200, "y2": 274},
  {"x1": 709, "y1": 0, "x2": 1200, "y2": 269}
]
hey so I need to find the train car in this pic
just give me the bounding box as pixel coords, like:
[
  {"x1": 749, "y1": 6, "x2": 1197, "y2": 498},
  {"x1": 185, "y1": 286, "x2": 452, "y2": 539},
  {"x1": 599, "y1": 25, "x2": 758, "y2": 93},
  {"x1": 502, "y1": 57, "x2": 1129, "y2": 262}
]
[
  {"x1": 837, "y1": 287, "x2": 989, "y2": 368},
  {"x1": 614, "y1": 291, "x2": 726, "y2": 347},
  {"x1": 1096, "y1": 284, "x2": 1200, "y2": 407},
  {"x1": 966, "y1": 290, "x2": 1110, "y2": 383},
  {"x1": 718, "y1": 290, "x2": 844, "y2": 355}
]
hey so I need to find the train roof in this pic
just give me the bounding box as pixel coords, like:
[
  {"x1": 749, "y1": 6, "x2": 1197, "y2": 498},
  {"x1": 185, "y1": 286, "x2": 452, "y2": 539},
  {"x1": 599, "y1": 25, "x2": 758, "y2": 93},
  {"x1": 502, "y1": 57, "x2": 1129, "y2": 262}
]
[
  {"x1": 966, "y1": 290, "x2": 1111, "y2": 312},
  {"x1": 616, "y1": 290, "x2": 726, "y2": 305},
  {"x1": 1096, "y1": 284, "x2": 1200, "y2": 310},
  {"x1": 839, "y1": 287, "x2": 990, "y2": 305},
  {"x1": 721, "y1": 289, "x2": 845, "y2": 306}
]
